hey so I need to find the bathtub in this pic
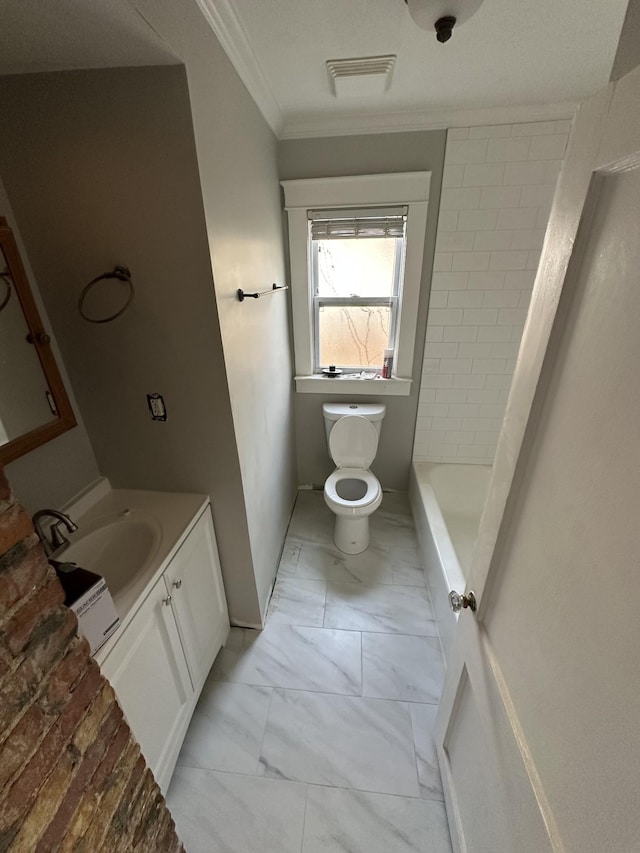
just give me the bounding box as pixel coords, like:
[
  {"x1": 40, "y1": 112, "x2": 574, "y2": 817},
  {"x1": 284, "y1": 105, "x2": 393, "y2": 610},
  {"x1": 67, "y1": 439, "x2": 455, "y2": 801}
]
[{"x1": 409, "y1": 462, "x2": 492, "y2": 661}]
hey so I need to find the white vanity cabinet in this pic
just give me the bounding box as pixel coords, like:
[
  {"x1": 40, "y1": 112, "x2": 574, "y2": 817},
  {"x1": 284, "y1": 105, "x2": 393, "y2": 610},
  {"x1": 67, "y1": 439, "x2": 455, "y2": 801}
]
[
  {"x1": 98, "y1": 505, "x2": 229, "y2": 793},
  {"x1": 163, "y1": 510, "x2": 228, "y2": 694},
  {"x1": 99, "y1": 574, "x2": 193, "y2": 789}
]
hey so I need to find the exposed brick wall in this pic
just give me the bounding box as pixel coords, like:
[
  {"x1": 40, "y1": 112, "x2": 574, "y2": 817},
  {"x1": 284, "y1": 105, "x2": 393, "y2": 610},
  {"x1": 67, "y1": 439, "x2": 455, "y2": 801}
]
[{"x1": 0, "y1": 465, "x2": 184, "y2": 852}]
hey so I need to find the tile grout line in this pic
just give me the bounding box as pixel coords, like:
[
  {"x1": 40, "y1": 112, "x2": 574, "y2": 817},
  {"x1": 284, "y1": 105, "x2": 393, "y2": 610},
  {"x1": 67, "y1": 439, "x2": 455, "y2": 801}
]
[
  {"x1": 408, "y1": 701, "x2": 424, "y2": 799},
  {"x1": 255, "y1": 685, "x2": 277, "y2": 777},
  {"x1": 241, "y1": 621, "x2": 440, "y2": 639},
  {"x1": 210, "y1": 674, "x2": 442, "y2": 703},
  {"x1": 299, "y1": 783, "x2": 310, "y2": 853},
  {"x1": 322, "y1": 579, "x2": 327, "y2": 624},
  {"x1": 176, "y1": 762, "x2": 431, "y2": 802},
  {"x1": 304, "y1": 779, "x2": 447, "y2": 803}
]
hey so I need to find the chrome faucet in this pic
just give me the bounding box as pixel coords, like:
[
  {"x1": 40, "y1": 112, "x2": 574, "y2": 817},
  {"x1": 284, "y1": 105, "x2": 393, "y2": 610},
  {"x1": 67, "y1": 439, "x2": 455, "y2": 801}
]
[{"x1": 32, "y1": 509, "x2": 78, "y2": 557}]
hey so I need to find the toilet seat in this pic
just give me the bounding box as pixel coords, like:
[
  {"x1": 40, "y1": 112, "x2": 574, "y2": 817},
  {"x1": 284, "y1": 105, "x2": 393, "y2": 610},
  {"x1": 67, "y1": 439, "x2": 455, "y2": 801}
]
[
  {"x1": 328, "y1": 416, "x2": 379, "y2": 469},
  {"x1": 324, "y1": 467, "x2": 381, "y2": 509}
]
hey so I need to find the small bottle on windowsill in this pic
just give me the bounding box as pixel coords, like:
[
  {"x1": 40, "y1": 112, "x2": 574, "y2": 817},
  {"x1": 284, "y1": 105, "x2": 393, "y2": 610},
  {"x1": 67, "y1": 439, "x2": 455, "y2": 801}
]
[{"x1": 382, "y1": 348, "x2": 394, "y2": 379}]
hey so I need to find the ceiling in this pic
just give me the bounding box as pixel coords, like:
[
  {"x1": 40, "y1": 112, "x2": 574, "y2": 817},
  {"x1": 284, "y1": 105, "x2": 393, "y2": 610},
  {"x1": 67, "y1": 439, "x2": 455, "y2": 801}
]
[
  {"x1": 0, "y1": 0, "x2": 176, "y2": 75},
  {"x1": 0, "y1": 0, "x2": 630, "y2": 138},
  {"x1": 217, "y1": 0, "x2": 629, "y2": 136}
]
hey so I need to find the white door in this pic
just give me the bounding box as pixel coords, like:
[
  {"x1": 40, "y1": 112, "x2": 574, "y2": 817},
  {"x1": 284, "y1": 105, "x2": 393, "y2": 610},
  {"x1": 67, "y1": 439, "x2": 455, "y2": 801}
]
[
  {"x1": 164, "y1": 509, "x2": 229, "y2": 692},
  {"x1": 437, "y1": 65, "x2": 640, "y2": 853}
]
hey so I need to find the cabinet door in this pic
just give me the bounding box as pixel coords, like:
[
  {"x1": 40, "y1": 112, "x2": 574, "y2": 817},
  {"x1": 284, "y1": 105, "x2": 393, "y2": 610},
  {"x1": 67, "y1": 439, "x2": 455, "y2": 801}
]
[
  {"x1": 99, "y1": 576, "x2": 193, "y2": 791},
  {"x1": 164, "y1": 508, "x2": 229, "y2": 692}
]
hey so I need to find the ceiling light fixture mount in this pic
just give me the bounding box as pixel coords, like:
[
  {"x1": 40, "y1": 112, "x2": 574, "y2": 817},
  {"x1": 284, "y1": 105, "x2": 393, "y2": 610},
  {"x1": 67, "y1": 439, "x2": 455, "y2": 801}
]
[
  {"x1": 434, "y1": 16, "x2": 456, "y2": 43},
  {"x1": 404, "y1": 0, "x2": 484, "y2": 42}
]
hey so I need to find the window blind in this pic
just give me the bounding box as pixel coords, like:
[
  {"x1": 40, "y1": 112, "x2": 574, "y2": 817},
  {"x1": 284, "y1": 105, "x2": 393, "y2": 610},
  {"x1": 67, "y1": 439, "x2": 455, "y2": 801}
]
[{"x1": 309, "y1": 206, "x2": 407, "y2": 240}]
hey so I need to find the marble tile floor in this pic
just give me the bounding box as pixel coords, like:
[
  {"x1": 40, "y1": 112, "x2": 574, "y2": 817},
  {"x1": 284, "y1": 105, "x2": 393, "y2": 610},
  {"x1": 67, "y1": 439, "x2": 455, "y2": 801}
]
[{"x1": 168, "y1": 490, "x2": 452, "y2": 853}]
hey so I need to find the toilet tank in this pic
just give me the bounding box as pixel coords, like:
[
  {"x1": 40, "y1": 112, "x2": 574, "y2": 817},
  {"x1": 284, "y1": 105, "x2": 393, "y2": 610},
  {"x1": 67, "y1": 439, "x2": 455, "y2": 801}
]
[{"x1": 322, "y1": 403, "x2": 386, "y2": 446}]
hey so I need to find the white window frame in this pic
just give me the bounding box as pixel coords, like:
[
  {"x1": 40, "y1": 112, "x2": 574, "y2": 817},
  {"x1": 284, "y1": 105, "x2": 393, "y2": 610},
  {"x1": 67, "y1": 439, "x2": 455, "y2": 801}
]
[
  {"x1": 311, "y1": 212, "x2": 406, "y2": 372},
  {"x1": 281, "y1": 172, "x2": 431, "y2": 395}
]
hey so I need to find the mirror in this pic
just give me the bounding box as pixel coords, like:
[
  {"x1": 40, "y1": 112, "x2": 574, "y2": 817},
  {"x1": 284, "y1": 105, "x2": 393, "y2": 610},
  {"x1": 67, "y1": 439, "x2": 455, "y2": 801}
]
[{"x1": 0, "y1": 217, "x2": 76, "y2": 464}]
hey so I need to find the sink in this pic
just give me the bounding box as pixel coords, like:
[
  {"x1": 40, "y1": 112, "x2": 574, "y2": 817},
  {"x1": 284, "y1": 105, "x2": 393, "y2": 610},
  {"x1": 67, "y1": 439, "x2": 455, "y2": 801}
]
[{"x1": 62, "y1": 511, "x2": 161, "y2": 596}]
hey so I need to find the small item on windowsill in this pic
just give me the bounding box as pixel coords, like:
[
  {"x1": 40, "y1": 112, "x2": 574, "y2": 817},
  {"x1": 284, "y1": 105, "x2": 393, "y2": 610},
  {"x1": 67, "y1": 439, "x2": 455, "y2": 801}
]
[
  {"x1": 360, "y1": 371, "x2": 376, "y2": 380},
  {"x1": 322, "y1": 365, "x2": 343, "y2": 378},
  {"x1": 382, "y1": 348, "x2": 394, "y2": 379}
]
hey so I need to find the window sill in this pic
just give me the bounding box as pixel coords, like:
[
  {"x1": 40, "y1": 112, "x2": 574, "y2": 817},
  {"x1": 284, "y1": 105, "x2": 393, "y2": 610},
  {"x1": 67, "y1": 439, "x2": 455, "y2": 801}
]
[{"x1": 295, "y1": 375, "x2": 412, "y2": 396}]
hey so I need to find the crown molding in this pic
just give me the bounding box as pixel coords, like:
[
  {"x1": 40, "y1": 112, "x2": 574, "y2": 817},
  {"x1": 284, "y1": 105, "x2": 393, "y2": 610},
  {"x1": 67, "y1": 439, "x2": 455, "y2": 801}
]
[
  {"x1": 194, "y1": 0, "x2": 284, "y2": 135},
  {"x1": 280, "y1": 100, "x2": 578, "y2": 140}
]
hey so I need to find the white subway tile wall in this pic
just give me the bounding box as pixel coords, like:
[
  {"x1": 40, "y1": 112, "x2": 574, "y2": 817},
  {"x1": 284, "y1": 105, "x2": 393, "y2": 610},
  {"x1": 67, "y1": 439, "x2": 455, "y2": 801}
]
[{"x1": 414, "y1": 120, "x2": 571, "y2": 465}]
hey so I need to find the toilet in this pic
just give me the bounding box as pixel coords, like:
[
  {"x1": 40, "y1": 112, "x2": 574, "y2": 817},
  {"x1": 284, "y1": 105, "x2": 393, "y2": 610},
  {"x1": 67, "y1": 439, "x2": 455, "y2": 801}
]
[{"x1": 322, "y1": 403, "x2": 386, "y2": 554}]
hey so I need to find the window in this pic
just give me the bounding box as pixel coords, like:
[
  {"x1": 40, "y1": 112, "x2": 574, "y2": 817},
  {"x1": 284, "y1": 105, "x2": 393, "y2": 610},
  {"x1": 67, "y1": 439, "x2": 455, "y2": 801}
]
[
  {"x1": 282, "y1": 172, "x2": 431, "y2": 395},
  {"x1": 309, "y1": 207, "x2": 406, "y2": 371}
]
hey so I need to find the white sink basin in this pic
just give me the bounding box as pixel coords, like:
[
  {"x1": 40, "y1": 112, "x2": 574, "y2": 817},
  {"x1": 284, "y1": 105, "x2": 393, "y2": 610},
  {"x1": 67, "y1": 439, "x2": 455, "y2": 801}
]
[
  {"x1": 63, "y1": 511, "x2": 161, "y2": 596},
  {"x1": 61, "y1": 486, "x2": 209, "y2": 634}
]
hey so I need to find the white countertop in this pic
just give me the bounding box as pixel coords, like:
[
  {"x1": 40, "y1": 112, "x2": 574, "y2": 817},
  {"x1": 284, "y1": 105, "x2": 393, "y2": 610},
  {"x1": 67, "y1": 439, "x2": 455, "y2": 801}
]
[{"x1": 64, "y1": 485, "x2": 209, "y2": 663}]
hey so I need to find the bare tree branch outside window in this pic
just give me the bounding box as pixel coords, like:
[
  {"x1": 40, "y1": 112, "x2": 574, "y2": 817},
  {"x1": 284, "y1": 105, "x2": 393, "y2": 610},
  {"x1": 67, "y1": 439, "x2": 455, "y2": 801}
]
[{"x1": 316, "y1": 239, "x2": 396, "y2": 369}]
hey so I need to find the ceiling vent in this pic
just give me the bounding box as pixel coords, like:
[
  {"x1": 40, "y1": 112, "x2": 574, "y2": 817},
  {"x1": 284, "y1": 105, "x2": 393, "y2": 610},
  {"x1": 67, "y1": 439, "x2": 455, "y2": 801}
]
[{"x1": 326, "y1": 55, "x2": 396, "y2": 99}]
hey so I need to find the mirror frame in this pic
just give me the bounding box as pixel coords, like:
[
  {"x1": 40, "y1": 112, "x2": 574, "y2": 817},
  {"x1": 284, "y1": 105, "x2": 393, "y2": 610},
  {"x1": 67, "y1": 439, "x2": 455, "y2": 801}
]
[{"x1": 0, "y1": 217, "x2": 76, "y2": 464}]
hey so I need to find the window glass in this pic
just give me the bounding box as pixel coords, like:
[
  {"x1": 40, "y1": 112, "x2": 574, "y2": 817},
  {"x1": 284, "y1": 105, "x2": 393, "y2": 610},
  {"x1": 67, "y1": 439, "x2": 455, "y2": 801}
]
[
  {"x1": 311, "y1": 228, "x2": 404, "y2": 371},
  {"x1": 318, "y1": 304, "x2": 391, "y2": 368},
  {"x1": 315, "y1": 239, "x2": 397, "y2": 298}
]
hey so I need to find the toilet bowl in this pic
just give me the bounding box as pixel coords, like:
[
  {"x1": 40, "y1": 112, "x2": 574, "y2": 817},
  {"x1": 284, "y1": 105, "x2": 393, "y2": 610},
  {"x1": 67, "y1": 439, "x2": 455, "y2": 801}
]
[{"x1": 322, "y1": 404, "x2": 386, "y2": 554}]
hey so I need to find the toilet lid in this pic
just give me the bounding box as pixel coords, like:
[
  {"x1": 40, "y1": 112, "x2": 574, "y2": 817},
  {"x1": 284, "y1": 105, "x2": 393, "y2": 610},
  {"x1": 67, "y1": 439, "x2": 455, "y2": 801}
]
[{"x1": 329, "y1": 415, "x2": 379, "y2": 469}]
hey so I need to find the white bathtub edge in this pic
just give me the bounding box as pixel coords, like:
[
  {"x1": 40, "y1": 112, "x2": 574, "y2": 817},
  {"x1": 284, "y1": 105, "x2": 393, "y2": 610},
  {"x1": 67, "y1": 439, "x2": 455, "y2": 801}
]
[{"x1": 409, "y1": 464, "x2": 461, "y2": 664}]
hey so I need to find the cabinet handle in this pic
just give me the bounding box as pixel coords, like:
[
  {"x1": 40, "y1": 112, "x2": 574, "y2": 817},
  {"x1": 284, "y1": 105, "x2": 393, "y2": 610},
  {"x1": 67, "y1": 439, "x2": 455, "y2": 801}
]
[
  {"x1": 163, "y1": 595, "x2": 172, "y2": 606},
  {"x1": 172, "y1": 579, "x2": 182, "y2": 589}
]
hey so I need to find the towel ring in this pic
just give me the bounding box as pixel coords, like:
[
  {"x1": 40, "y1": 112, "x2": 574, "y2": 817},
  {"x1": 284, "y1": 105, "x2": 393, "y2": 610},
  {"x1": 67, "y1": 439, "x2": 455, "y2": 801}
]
[
  {"x1": 0, "y1": 274, "x2": 11, "y2": 313},
  {"x1": 78, "y1": 265, "x2": 134, "y2": 324}
]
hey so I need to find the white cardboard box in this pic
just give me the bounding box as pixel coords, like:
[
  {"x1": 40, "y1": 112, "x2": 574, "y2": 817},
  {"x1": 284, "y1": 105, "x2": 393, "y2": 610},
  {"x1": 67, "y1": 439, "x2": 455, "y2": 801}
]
[
  {"x1": 71, "y1": 577, "x2": 120, "y2": 655},
  {"x1": 55, "y1": 563, "x2": 120, "y2": 655}
]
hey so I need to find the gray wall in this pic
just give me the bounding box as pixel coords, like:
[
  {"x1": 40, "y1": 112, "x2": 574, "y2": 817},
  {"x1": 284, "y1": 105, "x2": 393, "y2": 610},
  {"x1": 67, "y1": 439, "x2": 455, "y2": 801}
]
[
  {"x1": 611, "y1": 0, "x2": 640, "y2": 80},
  {"x1": 0, "y1": 66, "x2": 265, "y2": 625},
  {"x1": 0, "y1": 178, "x2": 101, "y2": 511},
  {"x1": 136, "y1": 0, "x2": 298, "y2": 619},
  {"x1": 278, "y1": 131, "x2": 446, "y2": 490}
]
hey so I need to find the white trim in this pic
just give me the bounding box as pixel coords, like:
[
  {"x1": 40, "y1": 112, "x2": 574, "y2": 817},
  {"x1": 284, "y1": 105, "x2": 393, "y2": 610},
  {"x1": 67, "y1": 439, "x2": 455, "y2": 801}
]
[
  {"x1": 282, "y1": 172, "x2": 430, "y2": 382},
  {"x1": 194, "y1": 0, "x2": 284, "y2": 135},
  {"x1": 398, "y1": 201, "x2": 428, "y2": 377},
  {"x1": 280, "y1": 101, "x2": 578, "y2": 140},
  {"x1": 484, "y1": 637, "x2": 567, "y2": 852},
  {"x1": 282, "y1": 172, "x2": 430, "y2": 208},
  {"x1": 286, "y1": 209, "x2": 315, "y2": 375},
  {"x1": 295, "y1": 376, "x2": 412, "y2": 396}
]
